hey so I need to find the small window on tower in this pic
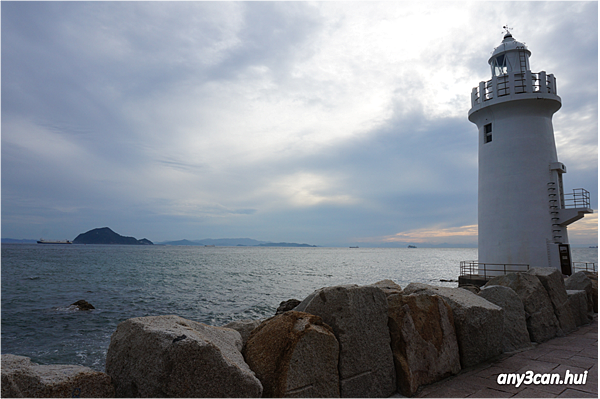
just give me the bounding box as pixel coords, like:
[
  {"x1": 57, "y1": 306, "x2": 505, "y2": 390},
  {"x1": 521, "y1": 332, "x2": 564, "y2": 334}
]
[{"x1": 484, "y1": 123, "x2": 492, "y2": 143}]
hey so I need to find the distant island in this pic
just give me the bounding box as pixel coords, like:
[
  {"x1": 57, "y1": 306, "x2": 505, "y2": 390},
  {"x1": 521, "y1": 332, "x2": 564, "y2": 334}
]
[
  {"x1": 257, "y1": 242, "x2": 317, "y2": 247},
  {"x1": 158, "y1": 238, "x2": 267, "y2": 246},
  {"x1": 73, "y1": 227, "x2": 153, "y2": 245},
  {"x1": 158, "y1": 238, "x2": 317, "y2": 247}
]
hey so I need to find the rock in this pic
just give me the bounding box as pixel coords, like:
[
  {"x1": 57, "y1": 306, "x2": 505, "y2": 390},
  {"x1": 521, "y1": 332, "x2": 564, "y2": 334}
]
[
  {"x1": 105, "y1": 315, "x2": 262, "y2": 397},
  {"x1": 565, "y1": 272, "x2": 595, "y2": 312},
  {"x1": 479, "y1": 285, "x2": 532, "y2": 352},
  {"x1": 485, "y1": 273, "x2": 560, "y2": 343},
  {"x1": 294, "y1": 284, "x2": 396, "y2": 398},
  {"x1": 370, "y1": 279, "x2": 403, "y2": 296},
  {"x1": 584, "y1": 272, "x2": 599, "y2": 312},
  {"x1": 223, "y1": 319, "x2": 262, "y2": 346},
  {"x1": 276, "y1": 299, "x2": 302, "y2": 315},
  {"x1": 529, "y1": 268, "x2": 577, "y2": 335},
  {"x1": 243, "y1": 311, "x2": 339, "y2": 398},
  {"x1": 567, "y1": 290, "x2": 591, "y2": 327},
  {"x1": 459, "y1": 284, "x2": 481, "y2": 294},
  {"x1": 70, "y1": 300, "x2": 95, "y2": 311},
  {"x1": 387, "y1": 293, "x2": 460, "y2": 396},
  {"x1": 403, "y1": 283, "x2": 504, "y2": 368},
  {"x1": 1, "y1": 354, "x2": 114, "y2": 398}
]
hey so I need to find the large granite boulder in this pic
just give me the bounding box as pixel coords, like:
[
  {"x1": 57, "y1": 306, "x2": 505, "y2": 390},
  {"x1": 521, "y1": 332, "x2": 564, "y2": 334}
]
[
  {"x1": 243, "y1": 311, "x2": 339, "y2": 397},
  {"x1": 105, "y1": 315, "x2": 262, "y2": 397},
  {"x1": 479, "y1": 285, "x2": 532, "y2": 352},
  {"x1": 583, "y1": 272, "x2": 598, "y2": 312},
  {"x1": 567, "y1": 290, "x2": 591, "y2": 327},
  {"x1": 387, "y1": 293, "x2": 460, "y2": 396},
  {"x1": 529, "y1": 268, "x2": 576, "y2": 335},
  {"x1": 223, "y1": 319, "x2": 262, "y2": 346},
  {"x1": 294, "y1": 284, "x2": 396, "y2": 397},
  {"x1": 403, "y1": 283, "x2": 503, "y2": 368},
  {"x1": 1, "y1": 354, "x2": 114, "y2": 398},
  {"x1": 565, "y1": 271, "x2": 596, "y2": 312},
  {"x1": 485, "y1": 273, "x2": 560, "y2": 343}
]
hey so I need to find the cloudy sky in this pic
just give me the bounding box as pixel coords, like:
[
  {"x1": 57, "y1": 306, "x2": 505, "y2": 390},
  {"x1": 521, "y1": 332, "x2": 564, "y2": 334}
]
[{"x1": 2, "y1": 1, "x2": 597, "y2": 246}]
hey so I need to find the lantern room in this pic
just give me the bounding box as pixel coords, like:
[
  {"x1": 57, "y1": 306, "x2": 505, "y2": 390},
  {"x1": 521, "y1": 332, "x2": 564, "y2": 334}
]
[{"x1": 488, "y1": 30, "x2": 531, "y2": 77}]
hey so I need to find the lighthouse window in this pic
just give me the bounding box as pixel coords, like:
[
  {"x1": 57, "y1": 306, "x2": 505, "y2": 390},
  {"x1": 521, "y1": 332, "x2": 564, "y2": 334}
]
[
  {"x1": 492, "y1": 54, "x2": 507, "y2": 76},
  {"x1": 484, "y1": 124, "x2": 492, "y2": 143}
]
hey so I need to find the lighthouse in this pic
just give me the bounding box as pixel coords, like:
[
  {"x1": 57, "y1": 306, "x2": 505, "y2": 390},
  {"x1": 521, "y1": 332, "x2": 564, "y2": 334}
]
[{"x1": 468, "y1": 29, "x2": 593, "y2": 276}]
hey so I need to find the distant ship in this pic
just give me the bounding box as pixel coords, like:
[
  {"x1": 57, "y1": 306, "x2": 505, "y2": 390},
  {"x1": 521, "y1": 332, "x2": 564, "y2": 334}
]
[
  {"x1": 37, "y1": 239, "x2": 72, "y2": 244},
  {"x1": 349, "y1": 246, "x2": 359, "y2": 248},
  {"x1": 407, "y1": 245, "x2": 417, "y2": 248}
]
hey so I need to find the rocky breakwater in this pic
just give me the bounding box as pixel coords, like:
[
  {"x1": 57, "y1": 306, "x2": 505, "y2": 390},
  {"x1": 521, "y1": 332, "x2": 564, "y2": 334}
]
[
  {"x1": 3, "y1": 269, "x2": 596, "y2": 398},
  {"x1": 485, "y1": 268, "x2": 598, "y2": 344}
]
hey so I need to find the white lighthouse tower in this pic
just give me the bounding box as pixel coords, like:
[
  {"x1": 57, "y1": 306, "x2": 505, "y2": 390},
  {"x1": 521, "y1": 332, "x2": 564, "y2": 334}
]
[{"x1": 468, "y1": 29, "x2": 592, "y2": 276}]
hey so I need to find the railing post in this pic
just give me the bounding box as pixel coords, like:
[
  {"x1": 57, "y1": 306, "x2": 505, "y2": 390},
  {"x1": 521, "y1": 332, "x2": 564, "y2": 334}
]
[
  {"x1": 548, "y1": 74, "x2": 556, "y2": 94},
  {"x1": 479, "y1": 81, "x2": 487, "y2": 101},
  {"x1": 506, "y1": 73, "x2": 514, "y2": 96},
  {"x1": 539, "y1": 71, "x2": 547, "y2": 93},
  {"x1": 525, "y1": 70, "x2": 532, "y2": 93},
  {"x1": 471, "y1": 87, "x2": 479, "y2": 107}
]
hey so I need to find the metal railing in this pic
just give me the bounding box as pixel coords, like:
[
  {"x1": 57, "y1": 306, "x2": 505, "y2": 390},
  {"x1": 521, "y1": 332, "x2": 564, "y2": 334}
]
[
  {"x1": 563, "y1": 188, "x2": 591, "y2": 209},
  {"x1": 460, "y1": 261, "x2": 530, "y2": 280},
  {"x1": 572, "y1": 262, "x2": 597, "y2": 273}
]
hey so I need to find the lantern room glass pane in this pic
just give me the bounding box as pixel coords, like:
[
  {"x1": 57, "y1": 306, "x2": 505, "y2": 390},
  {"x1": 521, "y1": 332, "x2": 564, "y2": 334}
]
[{"x1": 492, "y1": 54, "x2": 507, "y2": 76}]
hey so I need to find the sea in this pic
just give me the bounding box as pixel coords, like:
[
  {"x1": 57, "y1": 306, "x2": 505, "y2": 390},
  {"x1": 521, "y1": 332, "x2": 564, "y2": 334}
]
[{"x1": 1, "y1": 244, "x2": 597, "y2": 372}]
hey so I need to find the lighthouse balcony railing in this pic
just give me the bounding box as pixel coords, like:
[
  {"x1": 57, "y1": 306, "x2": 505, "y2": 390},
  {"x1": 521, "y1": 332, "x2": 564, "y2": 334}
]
[
  {"x1": 471, "y1": 71, "x2": 557, "y2": 107},
  {"x1": 563, "y1": 188, "x2": 591, "y2": 209},
  {"x1": 572, "y1": 262, "x2": 597, "y2": 273},
  {"x1": 460, "y1": 261, "x2": 596, "y2": 287}
]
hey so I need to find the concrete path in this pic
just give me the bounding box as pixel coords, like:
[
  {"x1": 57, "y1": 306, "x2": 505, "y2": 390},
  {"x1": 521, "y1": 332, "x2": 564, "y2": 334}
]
[{"x1": 415, "y1": 316, "x2": 597, "y2": 398}]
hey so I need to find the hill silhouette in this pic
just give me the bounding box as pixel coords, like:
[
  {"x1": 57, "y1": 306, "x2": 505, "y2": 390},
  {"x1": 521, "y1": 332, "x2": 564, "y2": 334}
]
[{"x1": 73, "y1": 227, "x2": 153, "y2": 245}]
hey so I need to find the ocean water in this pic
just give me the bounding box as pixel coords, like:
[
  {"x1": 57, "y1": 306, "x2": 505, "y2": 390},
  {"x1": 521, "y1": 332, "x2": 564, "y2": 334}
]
[{"x1": 1, "y1": 244, "x2": 596, "y2": 372}]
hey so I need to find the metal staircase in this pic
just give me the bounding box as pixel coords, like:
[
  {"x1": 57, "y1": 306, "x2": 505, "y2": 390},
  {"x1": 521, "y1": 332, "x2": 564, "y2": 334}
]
[{"x1": 548, "y1": 182, "x2": 563, "y2": 242}]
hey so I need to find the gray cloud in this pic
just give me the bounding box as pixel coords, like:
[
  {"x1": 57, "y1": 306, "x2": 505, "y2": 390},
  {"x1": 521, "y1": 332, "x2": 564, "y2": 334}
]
[{"x1": 2, "y1": 2, "x2": 597, "y2": 245}]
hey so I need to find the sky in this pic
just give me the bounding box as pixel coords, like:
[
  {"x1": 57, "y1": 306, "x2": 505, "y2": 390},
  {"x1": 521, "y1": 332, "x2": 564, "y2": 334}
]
[{"x1": 2, "y1": 1, "x2": 598, "y2": 247}]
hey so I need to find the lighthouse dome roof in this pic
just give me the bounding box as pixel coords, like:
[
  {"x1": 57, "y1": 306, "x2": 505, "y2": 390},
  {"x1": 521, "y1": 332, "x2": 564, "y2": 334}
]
[{"x1": 488, "y1": 32, "x2": 531, "y2": 65}]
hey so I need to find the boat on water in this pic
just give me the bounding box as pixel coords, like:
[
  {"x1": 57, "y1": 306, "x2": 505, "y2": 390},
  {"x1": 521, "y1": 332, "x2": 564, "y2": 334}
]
[
  {"x1": 407, "y1": 245, "x2": 417, "y2": 248},
  {"x1": 349, "y1": 246, "x2": 359, "y2": 248},
  {"x1": 37, "y1": 239, "x2": 73, "y2": 244}
]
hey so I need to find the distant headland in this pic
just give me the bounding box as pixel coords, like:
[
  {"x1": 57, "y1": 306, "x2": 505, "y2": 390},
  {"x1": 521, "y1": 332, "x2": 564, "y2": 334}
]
[
  {"x1": 157, "y1": 238, "x2": 318, "y2": 247},
  {"x1": 73, "y1": 227, "x2": 153, "y2": 245}
]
